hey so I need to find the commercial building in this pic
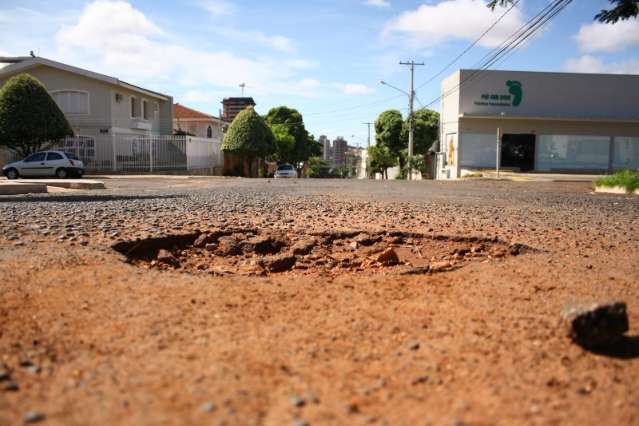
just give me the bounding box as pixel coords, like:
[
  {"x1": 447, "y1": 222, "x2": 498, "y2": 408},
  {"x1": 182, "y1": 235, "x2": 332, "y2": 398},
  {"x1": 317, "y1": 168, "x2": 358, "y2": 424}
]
[
  {"x1": 438, "y1": 69, "x2": 639, "y2": 179},
  {"x1": 221, "y1": 97, "x2": 256, "y2": 122}
]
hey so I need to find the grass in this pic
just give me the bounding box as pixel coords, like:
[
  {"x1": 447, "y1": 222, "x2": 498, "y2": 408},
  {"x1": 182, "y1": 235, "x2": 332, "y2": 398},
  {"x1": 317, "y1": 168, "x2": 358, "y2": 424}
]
[{"x1": 596, "y1": 169, "x2": 639, "y2": 193}]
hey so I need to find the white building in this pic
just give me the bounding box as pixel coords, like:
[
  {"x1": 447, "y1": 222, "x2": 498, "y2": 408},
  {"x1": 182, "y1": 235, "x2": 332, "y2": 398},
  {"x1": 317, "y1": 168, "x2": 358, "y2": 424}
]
[{"x1": 438, "y1": 69, "x2": 639, "y2": 179}]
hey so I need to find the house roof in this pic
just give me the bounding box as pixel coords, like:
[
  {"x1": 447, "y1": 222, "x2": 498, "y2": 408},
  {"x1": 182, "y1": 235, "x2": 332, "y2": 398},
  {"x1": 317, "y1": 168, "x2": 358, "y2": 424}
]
[
  {"x1": 174, "y1": 103, "x2": 226, "y2": 124},
  {"x1": 0, "y1": 56, "x2": 170, "y2": 101}
]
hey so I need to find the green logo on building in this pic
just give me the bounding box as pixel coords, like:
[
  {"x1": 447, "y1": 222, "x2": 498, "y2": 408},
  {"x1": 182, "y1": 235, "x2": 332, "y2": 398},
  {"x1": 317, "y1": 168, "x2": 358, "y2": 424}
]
[
  {"x1": 474, "y1": 80, "x2": 523, "y2": 107},
  {"x1": 506, "y1": 80, "x2": 523, "y2": 106}
]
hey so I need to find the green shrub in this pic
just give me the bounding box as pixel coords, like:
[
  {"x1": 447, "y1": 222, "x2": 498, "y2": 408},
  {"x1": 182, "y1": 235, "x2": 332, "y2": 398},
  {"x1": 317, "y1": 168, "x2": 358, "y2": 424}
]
[
  {"x1": 596, "y1": 170, "x2": 639, "y2": 192},
  {"x1": 222, "y1": 107, "x2": 275, "y2": 158},
  {"x1": 0, "y1": 73, "x2": 73, "y2": 157}
]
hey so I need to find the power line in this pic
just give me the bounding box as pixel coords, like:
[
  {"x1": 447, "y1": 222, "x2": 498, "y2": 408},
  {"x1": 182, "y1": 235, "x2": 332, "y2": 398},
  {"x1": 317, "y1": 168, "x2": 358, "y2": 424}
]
[
  {"x1": 421, "y1": 0, "x2": 573, "y2": 109},
  {"x1": 415, "y1": 0, "x2": 522, "y2": 91}
]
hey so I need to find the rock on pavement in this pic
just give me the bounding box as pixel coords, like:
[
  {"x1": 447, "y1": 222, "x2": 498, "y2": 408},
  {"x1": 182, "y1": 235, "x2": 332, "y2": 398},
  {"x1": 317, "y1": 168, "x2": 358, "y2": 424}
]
[{"x1": 561, "y1": 301, "x2": 629, "y2": 348}]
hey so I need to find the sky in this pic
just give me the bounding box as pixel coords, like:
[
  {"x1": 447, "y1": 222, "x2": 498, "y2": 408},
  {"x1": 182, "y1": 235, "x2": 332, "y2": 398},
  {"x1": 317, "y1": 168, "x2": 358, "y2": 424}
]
[{"x1": 1, "y1": 0, "x2": 638, "y2": 146}]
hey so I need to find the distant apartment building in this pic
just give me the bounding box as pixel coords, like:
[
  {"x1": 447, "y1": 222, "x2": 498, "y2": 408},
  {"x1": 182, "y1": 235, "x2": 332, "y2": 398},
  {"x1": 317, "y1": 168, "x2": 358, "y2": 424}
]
[
  {"x1": 318, "y1": 135, "x2": 331, "y2": 161},
  {"x1": 222, "y1": 97, "x2": 256, "y2": 123},
  {"x1": 332, "y1": 137, "x2": 348, "y2": 167}
]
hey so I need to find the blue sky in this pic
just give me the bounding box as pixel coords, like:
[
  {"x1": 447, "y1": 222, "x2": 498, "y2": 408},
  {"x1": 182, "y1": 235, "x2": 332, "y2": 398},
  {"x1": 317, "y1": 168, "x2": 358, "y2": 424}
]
[{"x1": 1, "y1": 0, "x2": 638, "y2": 146}]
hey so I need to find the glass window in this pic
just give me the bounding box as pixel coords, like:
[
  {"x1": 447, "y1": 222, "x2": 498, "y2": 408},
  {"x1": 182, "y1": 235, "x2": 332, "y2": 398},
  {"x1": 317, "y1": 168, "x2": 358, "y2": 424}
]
[
  {"x1": 65, "y1": 152, "x2": 80, "y2": 160},
  {"x1": 46, "y1": 152, "x2": 63, "y2": 161},
  {"x1": 25, "y1": 153, "x2": 46, "y2": 162},
  {"x1": 613, "y1": 137, "x2": 639, "y2": 171},
  {"x1": 142, "y1": 100, "x2": 149, "y2": 120},
  {"x1": 537, "y1": 135, "x2": 611, "y2": 171},
  {"x1": 207, "y1": 126, "x2": 213, "y2": 138},
  {"x1": 131, "y1": 97, "x2": 138, "y2": 118},
  {"x1": 51, "y1": 91, "x2": 89, "y2": 114}
]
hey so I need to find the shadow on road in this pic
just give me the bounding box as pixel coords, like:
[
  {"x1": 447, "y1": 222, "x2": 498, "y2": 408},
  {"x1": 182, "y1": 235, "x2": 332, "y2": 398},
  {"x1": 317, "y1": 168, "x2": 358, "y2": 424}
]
[
  {"x1": 0, "y1": 194, "x2": 185, "y2": 203},
  {"x1": 584, "y1": 336, "x2": 639, "y2": 359}
]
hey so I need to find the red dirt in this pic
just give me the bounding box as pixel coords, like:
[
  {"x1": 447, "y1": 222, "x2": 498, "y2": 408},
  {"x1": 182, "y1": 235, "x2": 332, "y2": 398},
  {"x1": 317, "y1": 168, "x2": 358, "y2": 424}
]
[{"x1": 1, "y1": 179, "x2": 638, "y2": 426}]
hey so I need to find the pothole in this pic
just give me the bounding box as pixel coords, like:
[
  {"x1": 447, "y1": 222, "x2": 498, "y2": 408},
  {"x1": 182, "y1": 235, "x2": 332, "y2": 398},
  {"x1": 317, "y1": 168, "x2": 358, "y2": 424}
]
[{"x1": 112, "y1": 227, "x2": 533, "y2": 277}]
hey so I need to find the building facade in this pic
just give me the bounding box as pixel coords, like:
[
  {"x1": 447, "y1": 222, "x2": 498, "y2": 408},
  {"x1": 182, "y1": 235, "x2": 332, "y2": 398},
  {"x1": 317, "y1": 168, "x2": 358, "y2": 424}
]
[
  {"x1": 332, "y1": 137, "x2": 348, "y2": 167},
  {"x1": 174, "y1": 103, "x2": 225, "y2": 140},
  {"x1": 0, "y1": 56, "x2": 173, "y2": 140},
  {"x1": 318, "y1": 135, "x2": 331, "y2": 161},
  {"x1": 439, "y1": 69, "x2": 639, "y2": 179},
  {"x1": 222, "y1": 97, "x2": 256, "y2": 123}
]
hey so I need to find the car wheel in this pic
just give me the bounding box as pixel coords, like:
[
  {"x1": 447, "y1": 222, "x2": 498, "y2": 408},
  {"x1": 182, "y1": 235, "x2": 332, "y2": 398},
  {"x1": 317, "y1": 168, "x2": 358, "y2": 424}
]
[
  {"x1": 5, "y1": 168, "x2": 19, "y2": 180},
  {"x1": 55, "y1": 168, "x2": 68, "y2": 179}
]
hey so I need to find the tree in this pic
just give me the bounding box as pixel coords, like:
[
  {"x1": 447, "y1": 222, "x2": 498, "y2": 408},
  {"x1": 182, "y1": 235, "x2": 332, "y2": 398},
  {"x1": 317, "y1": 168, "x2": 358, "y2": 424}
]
[
  {"x1": 270, "y1": 123, "x2": 296, "y2": 164},
  {"x1": 374, "y1": 109, "x2": 405, "y2": 169},
  {"x1": 368, "y1": 144, "x2": 396, "y2": 179},
  {"x1": 486, "y1": 0, "x2": 638, "y2": 23},
  {"x1": 401, "y1": 108, "x2": 440, "y2": 157},
  {"x1": 0, "y1": 73, "x2": 73, "y2": 157},
  {"x1": 265, "y1": 106, "x2": 316, "y2": 168},
  {"x1": 222, "y1": 107, "x2": 275, "y2": 177},
  {"x1": 306, "y1": 156, "x2": 332, "y2": 178}
]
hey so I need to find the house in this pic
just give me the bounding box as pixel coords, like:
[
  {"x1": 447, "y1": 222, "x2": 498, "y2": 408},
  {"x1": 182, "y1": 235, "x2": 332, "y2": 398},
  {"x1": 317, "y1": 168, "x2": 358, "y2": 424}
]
[
  {"x1": 0, "y1": 55, "x2": 174, "y2": 170},
  {"x1": 173, "y1": 103, "x2": 225, "y2": 140}
]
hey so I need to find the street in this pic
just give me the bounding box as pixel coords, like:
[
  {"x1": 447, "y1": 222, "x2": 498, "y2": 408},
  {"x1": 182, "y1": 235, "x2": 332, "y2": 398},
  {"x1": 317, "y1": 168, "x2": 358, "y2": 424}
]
[{"x1": 0, "y1": 177, "x2": 638, "y2": 425}]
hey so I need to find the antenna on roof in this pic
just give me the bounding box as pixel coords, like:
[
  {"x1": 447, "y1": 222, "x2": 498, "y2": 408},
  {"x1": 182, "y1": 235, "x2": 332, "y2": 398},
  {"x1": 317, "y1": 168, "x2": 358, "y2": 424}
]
[{"x1": 239, "y1": 82, "x2": 246, "y2": 97}]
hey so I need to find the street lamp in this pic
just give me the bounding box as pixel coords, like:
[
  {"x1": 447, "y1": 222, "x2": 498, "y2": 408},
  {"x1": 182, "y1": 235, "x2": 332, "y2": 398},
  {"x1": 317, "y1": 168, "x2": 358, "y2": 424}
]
[{"x1": 380, "y1": 80, "x2": 415, "y2": 180}]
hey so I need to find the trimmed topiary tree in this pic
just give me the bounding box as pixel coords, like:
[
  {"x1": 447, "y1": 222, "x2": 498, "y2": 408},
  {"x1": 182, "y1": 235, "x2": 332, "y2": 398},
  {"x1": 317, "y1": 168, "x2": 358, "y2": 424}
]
[
  {"x1": 0, "y1": 73, "x2": 73, "y2": 157},
  {"x1": 222, "y1": 107, "x2": 275, "y2": 177}
]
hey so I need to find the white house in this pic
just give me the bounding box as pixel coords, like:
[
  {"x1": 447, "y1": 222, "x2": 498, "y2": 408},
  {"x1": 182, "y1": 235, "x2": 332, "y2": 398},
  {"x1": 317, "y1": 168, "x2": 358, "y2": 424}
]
[{"x1": 0, "y1": 55, "x2": 175, "y2": 170}]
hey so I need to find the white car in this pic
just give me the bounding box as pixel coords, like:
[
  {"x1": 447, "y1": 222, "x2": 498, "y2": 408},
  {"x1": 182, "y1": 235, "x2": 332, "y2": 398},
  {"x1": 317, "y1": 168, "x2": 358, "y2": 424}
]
[
  {"x1": 274, "y1": 164, "x2": 298, "y2": 179},
  {"x1": 2, "y1": 151, "x2": 85, "y2": 179}
]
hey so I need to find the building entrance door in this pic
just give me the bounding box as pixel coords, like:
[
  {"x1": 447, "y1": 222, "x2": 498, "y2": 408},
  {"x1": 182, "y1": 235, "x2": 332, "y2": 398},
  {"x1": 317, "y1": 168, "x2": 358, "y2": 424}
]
[{"x1": 501, "y1": 134, "x2": 536, "y2": 171}]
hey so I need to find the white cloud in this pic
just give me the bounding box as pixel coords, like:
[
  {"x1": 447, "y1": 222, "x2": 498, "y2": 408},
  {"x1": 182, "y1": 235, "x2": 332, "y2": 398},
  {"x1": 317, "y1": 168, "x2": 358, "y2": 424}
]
[
  {"x1": 212, "y1": 27, "x2": 295, "y2": 52},
  {"x1": 199, "y1": 0, "x2": 235, "y2": 17},
  {"x1": 384, "y1": 0, "x2": 526, "y2": 48},
  {"x1": 365, "y1": 0, "x2": 390, "y2": 8},
  {"x1": 564, "y1": 55, "x2": 639, "y2": 74},
  {"x1": 334, "y1": 83, "x2": 374, "y2": 95},
  {"x1": 299, "y1": 78, "x2": 321, "y2": 88},
  {"x1": 51, "y1": 1, "x2": 315, "y2": 97},
  {"x1": 575, "y1": 19, "x2": 639, "y2": 53},
  {"x1": 181, "y1": 90, "x2": 215, "y2": 103}
]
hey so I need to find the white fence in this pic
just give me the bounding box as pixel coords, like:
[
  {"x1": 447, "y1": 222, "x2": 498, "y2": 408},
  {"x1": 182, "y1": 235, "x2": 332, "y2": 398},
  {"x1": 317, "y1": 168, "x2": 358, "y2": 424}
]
[{"x1": 53, "y1": 134, "x2": 223, "y2": 173}]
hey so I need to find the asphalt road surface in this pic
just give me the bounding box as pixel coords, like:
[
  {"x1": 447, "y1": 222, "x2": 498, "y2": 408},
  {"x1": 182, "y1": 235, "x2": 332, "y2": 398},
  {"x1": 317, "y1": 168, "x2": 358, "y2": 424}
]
[{"x1": 1, "y1": 177, "x2": 637, "y2": 426}]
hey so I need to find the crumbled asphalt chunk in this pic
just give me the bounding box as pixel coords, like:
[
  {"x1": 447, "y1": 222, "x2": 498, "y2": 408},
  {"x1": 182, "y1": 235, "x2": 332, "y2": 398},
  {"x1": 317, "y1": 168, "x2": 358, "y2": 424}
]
[
  {"x1": 23, "y1": 411, "x2": 45, "y2": 424},
  {"x1": 376, "y1": 248, "x2": 399, "y2": 266},
  {"x1": 260, "y1": 253, "x2": 296, "y2": 273},
  {"x1": 562, "y1": 301, "x2": 629, "y2": 348}
]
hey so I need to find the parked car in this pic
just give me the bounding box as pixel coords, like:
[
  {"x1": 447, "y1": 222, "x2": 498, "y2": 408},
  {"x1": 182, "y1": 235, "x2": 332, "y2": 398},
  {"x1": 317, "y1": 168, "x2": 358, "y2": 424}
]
[
  {"x1": 274, "y1": 164, "x2": 298, "y2": 179},
  {"x1": 2, "y1": 151, "x2": 85, "y2": 179}
]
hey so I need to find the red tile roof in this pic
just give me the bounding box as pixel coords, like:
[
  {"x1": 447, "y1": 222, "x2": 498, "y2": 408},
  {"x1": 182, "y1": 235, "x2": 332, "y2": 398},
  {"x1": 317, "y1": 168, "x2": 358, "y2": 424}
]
[{"x1": 174, "y1": 103, "x2": 216, "y2": 120}]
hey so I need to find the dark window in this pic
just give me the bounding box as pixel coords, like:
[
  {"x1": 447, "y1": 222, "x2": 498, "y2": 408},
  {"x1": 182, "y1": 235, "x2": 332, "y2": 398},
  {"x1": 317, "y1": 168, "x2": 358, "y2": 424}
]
[
  {"x1": 46, "y1": 152, "x2": 63, "y2": 161},
  {"x1": 207, "y1": 126, "x2": 213, "y2": 138},
  {"x1": 24, "y1": 153, "x2": 46, "y2": 162}
]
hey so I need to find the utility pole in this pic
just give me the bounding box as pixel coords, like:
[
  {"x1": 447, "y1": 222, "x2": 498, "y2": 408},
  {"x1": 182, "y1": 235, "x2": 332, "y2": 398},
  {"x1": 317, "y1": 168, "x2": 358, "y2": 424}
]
[
  {"x1": 363, "y1": 122, "x2": 372, "y2": 179},
  {"x1": 399, "y1": 60, "x2": 424, "y2": 180},
  {"x1": 239, "y1": 83, "x2": 246, "y2": 97}
]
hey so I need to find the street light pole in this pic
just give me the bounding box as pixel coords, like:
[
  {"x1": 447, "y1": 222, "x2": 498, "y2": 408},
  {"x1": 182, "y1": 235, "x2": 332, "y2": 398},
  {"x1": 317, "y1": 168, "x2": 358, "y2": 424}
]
[
  {"x1": 363, "y1": 122, "x2": 372, "y2": 178},
  {"x1": 399, "y1": 61, "x2": 424, "y2": 180},
  {"x1": 381, "y1": 61, "x2": 424, "y2": 180}
]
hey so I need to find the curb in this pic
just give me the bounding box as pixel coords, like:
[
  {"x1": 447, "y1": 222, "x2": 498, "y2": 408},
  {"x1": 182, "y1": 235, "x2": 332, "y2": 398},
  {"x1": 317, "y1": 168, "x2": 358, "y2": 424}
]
[{"x1": 594, "y1": 185, "x2": 639, "y2": 195}]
